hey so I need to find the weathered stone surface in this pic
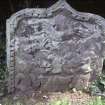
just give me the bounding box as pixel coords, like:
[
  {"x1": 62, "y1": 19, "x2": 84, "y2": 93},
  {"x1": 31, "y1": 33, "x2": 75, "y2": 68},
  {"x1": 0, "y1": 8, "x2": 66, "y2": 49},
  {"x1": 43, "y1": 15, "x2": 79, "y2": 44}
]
[
  {"x1": 40, "y1": 76, "x2": 72, "y2": 92},
  {"x1": 6, "y1": 0, "x2": 105, "y2": 94}
]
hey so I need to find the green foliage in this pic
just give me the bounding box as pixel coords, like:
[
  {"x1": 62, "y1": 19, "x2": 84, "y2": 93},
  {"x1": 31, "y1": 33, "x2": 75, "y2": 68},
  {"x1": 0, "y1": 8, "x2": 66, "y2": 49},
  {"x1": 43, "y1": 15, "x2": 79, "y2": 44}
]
[
  {"x1": 0, "y1": 29, "x2": 7, "y2": 96},
  {"x1": 90, "y1": 74, "x2": 105, "y2": 96},
  {"x1": 87, "y1": 96, "x2": 105, "y2": 105},
  {"x1": 2, "y1": 98, "x2": 24, "y2": 105},
  {"x1": 0, "y1": 31, "x2": 6, "y2": 77},
  {"x1": 0, "y1": 37, "x2": 7, "y2": 96},
  {"x1": 49, "y1": 98, "x2": 70, "y2": 105},
  {"x1": 2, "y1": 101, "x2": 24, "y2": 105},
  {"x1": 0, "y1": 64, "x2": 6, "y2": 80},
  {"x1": 1, "y1": 98, "x2": 70, "y2": 105}
]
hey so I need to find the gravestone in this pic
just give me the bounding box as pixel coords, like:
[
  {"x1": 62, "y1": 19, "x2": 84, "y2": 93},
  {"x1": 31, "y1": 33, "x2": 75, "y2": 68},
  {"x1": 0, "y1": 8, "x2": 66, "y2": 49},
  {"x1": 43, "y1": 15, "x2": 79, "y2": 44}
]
[{"x1": 6, "y1": 0, "x2": 105, "y2": 94}]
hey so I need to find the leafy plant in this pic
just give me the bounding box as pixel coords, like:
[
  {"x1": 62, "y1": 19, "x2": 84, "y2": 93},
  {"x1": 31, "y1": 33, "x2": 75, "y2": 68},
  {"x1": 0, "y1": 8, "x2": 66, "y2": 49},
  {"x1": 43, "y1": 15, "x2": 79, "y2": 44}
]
[{"x1": 90, "y1": 74, "x2": 105, "y2": 96}]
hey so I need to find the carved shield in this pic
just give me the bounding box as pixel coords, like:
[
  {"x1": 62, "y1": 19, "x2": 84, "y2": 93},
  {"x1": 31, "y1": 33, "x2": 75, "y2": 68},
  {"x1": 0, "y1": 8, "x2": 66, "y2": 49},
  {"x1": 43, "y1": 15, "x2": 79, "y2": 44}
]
[{"x1": 6, "y1": 0, "x2": 105, "y2": 94}]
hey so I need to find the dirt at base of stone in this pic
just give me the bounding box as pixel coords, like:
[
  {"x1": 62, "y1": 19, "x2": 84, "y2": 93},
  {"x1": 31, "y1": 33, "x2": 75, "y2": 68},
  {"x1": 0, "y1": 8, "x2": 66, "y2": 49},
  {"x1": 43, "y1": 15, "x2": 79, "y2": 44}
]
[{"x1": 1, "y1": 91, "x2": 94, "y2": 105}]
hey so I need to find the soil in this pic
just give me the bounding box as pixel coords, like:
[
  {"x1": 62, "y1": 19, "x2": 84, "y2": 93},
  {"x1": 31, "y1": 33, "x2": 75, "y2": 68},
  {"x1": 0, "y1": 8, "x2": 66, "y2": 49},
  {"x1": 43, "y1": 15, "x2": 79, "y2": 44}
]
[{"x1": 1, "y1": 90, "x2": 94, "y2": 105}]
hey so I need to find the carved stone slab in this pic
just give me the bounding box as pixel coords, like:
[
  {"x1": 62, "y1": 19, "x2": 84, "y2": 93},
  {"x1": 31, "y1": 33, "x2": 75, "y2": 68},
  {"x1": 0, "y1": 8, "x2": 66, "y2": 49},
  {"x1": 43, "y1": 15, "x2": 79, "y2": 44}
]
[{"x1": 6, "y1": 0, "x2": 105, "y2": 94}]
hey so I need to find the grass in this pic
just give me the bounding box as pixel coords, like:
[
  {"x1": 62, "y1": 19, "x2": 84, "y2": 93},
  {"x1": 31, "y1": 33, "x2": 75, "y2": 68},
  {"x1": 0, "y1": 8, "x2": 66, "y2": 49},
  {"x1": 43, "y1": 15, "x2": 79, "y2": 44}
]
[
  {"x1": 1, "y1": 96, "x2": 105, "y2": 105},
  {"x1": 49, "y1": 98, "x2": 70, "y2": 105},
  {"x1": 1, "y1": 102, "x2": 23, "y2": 105},
  {"x1": 1, "y1": 98, "x2": 25, "y2": 105},
  {"x1": 1, "y1": 98, "x2": 70, "y2": 105},
  {"x1": 87, "y1": 96, "x2": 105, "y2": 105}
]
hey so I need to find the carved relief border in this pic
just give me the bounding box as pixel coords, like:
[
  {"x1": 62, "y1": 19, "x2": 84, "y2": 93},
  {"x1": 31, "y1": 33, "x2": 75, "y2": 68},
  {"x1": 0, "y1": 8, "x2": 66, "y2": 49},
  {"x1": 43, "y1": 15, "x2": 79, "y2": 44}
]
[{"x1": 6, "y1": 0, "x2": 105, "y2": 93}]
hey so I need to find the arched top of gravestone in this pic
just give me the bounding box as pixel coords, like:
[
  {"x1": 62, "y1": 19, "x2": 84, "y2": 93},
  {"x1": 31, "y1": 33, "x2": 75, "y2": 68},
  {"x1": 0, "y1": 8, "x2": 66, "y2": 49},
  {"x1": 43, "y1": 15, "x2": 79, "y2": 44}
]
[{"x1": 7, "y1": 0, "x2": 105, "y2": 32}]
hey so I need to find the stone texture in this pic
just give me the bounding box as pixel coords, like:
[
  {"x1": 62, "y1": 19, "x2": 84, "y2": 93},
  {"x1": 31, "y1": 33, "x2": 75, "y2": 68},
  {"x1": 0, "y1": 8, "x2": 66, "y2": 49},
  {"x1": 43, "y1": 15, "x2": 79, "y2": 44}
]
[
  {"x1": 40, "y1": 76, "x2": 72, "y2": 92},
  {"x1": 6, "y1": 0, "x2": 105, "y2": 94}
]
